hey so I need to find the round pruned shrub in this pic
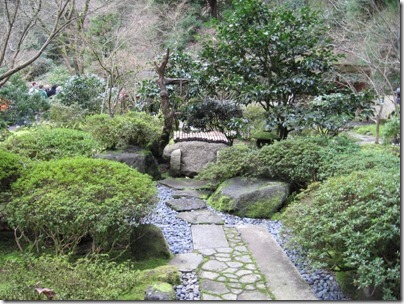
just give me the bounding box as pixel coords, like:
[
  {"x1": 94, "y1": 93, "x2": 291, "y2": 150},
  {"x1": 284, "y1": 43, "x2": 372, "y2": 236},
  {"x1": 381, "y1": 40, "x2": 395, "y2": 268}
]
[
  {"x1": 83, "y1": 112, "x2": 162, "y2": 150},
  {"x1": 0, "y1": 127, "x2": 101, "y2": 161},
  {"x1": 282, "y1": 169, "x2": 400, "y2": 300},
  {"x1": 6, "y1": 157, "x2": 157, "y2": 254},
  {"x1": 256, "y1": 135, "x2": 358, "y2": 189},
  {"x1": 196, "y1": 144, "x2": 258, "y2": 187}
]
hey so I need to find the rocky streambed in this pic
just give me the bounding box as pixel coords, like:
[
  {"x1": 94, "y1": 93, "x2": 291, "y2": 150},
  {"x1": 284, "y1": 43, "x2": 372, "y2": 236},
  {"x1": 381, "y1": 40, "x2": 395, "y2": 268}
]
[{"x1": 141, "y1": 185, "x2": 349, "y2": 301}]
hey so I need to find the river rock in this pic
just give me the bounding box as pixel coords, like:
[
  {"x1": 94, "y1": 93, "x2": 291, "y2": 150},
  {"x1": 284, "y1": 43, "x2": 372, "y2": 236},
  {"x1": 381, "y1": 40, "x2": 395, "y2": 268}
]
[{"x1": 208, "y1": 177, "x2": 290, "y2": 218}]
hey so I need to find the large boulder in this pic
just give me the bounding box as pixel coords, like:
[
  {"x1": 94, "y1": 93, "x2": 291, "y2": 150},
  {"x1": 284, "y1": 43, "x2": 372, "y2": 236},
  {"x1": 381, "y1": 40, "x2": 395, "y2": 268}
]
[
  {"x1": 94, "y1": 145, "x2": 160, "y2": 180},
  {"x1": 163, "y1": 141, "x2": 228, "y2": 177},
  {"x1": 130, "y1": 224, "x2": 171, "y2": 260},
  {"x1": 208, "y1": 177, "x2": 290, "y2": 218}
]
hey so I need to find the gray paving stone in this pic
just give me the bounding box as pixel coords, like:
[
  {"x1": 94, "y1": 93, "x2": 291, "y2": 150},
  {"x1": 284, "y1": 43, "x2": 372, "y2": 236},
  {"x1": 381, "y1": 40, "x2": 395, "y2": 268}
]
[
  {"x1": 201, "y1": 260, "x2": 228, "y2": 272},
  {"x1": 200, "y1": 279, "x2": 230, "y2": 294},
  {"x1": 215, "y1": 252, "x2": 231, "y2": 258},
  {"x1": 244, "y1": 263, "x2": 257, "y2": 270},
  {"x1": 199, "y1": 270, "x2": 219, "y2": 280},
  {"x1": 192, "y1": 224, "x2": 228, "y2": 249},
  {"x1": 236, "y1": 269, "x2": 253, "y2": 276},
  {"x1": 237, "y1": 224, "x2": 318, "y2": 300},
  {"x1": 226, "y1": 261, "x2": 244, "y2": 268},
  {"x1": 201, "y1": 293, "x2": 222, "y2": 300},
  {"x1": 221, "y1": 293, "x2": 238, "y2": 300},
  {"x1": 172, "y1": 189, "x2": 210, "y2": 199},
  {"x1": 216, "y1": 276, "x2": 227, "y2": 282},
  {"x1": 216, "y1": 257, "x2": 232, "y2": 262},
  {"x1": 228, "y1": 282, "x2": 243, "y2": 289},
  {"x1": 169, "y1": 253, "x2": 203, "y2": 272},
  {"x1": 178, "y1": 210, "x2": 224, "y2": 225},
  {"x1": 197, "y1": 248, "x2": 216, "y2": 256},
  {"x1": 235, "y1": 255, "x2": 253, "y2": 263},
  {"x1": 239, "y1": 274, "x2": 262, "y2": 284},
  {"x1": 237, "y1": 290, "x2": 271, "y2": 300},
  {"x1": 216, "y1": 247, "x2": 233, "y2": 253},
  {"x1": 158, "y1": 178, "x2": 211, "y2": 190},
  {"x1": 230, "y1": 288, "x2": 243, "y2": 295},
  {"x1": 166, "y1": 198, "x2": 206, "y2": 211}
]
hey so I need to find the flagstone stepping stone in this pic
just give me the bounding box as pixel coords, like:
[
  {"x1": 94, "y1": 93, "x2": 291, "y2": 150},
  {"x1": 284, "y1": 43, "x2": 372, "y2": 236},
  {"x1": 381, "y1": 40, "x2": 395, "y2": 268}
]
[
  {"x1": 169, "y1": 253, "x2": 203, "y2": 272},
  {"x1": 158, "y1": 178, "x2": 211, "y2": 190},
  {"x1": 177, "y1": 210, "x2": 224, "y2": 225},
  {"x1": 172, "y1": 189, "x2": 211, "y2": 199},
  {"x1": 192, "y1": 224, "x2": 228, "y2": 249},
  {"x1": 166, "y1": 198, "x2": 206, "y2": 212}
]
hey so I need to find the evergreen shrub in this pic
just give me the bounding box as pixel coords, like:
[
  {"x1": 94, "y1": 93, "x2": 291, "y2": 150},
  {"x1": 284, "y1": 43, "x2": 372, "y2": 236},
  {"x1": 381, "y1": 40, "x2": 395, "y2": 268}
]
[
  {"x1": 83, "y1": 112, "x2": 162, "y2": 150},
  {"x1": 6, "y1": 157, "x2": 157, "y2": 254},
  {"x1": 282, "y1": 169, "x2": 400, "y2": 300},
  {"x1": 0, "y1": 149, "x2": 26, "y2": 192},
  {"x1": 196, "y1": 144, "x2": 258, "y2": 187},
  {"x1": 256, "y1": 136, "x2": 358, "y2": 189},
  {"x1": 1, "y1": 127, "x2": 100, "y2": 160}
]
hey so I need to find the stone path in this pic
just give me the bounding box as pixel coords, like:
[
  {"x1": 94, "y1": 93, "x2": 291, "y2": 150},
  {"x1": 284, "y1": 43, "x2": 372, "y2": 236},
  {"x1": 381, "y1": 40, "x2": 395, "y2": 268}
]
[{"x1": 164, "y1": 178, "x2": 317, "y2": 300}]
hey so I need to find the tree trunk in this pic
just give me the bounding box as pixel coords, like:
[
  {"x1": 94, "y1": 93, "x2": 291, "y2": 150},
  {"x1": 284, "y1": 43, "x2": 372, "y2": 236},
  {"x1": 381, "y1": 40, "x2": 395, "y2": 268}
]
[{"x1": 155, "y1": 48, "x2": 174, "y2": 156}]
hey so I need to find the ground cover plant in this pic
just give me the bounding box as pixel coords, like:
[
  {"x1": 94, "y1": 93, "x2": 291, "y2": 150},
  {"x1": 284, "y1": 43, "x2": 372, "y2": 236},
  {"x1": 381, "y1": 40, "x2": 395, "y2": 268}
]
[{"x1": 6, "y1": 157, "x2": 157, "y2": 255}]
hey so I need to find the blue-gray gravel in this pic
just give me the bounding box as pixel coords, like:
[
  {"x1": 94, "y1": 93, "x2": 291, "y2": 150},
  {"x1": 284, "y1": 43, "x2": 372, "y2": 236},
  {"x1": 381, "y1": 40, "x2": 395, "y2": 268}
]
[{"x1": 142, "y1": 185, "x2": 349, "y2": 301}]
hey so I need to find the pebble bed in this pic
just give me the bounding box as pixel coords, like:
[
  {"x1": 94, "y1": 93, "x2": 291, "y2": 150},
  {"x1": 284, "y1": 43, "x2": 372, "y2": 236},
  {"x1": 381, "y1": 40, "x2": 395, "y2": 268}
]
[{"x1": 142, "y1": 185, "x2": 350, "y2": 301}]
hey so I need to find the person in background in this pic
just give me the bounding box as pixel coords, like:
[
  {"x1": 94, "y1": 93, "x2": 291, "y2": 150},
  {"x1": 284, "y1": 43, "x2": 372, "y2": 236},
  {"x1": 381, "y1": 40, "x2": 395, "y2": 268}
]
[
  {"x1": 47, "y1": 84, "x2": 58, "y2": 97},
  {"x1": 396, "y1": 88, "x2": 400, "y2": 105},
  {"x1": 28, "y1": 82, "x2": 38, "y2": 94},
  {"x1": 38, "y1": 84, "x2": 48, "y2": 99}
]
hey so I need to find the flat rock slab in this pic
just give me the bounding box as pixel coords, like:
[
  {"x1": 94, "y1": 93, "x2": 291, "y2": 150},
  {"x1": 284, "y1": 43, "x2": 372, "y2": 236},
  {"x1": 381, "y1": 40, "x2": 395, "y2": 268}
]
[
  {"x1": 169, "y1": 253, "x2": 203, "y2": 272},
  {"x1": 237, "y1": 224, "x2": 318, "y2": 301},
  {"x1": 158, "y1": 178, "x2": 211, "y2": 190},
  {"x1": 192, "y1": 224, "x2": 228, "y2": 249},
  {"x1": 237, "y1": 290, "x2": 271, "y2": 300},
  {"x1": 166, "y1": 198, "x2": 206, "y2": 211},
  {"x1": 177, "y1": 210, "x2": 224, "y2": 225},
  {"x1": 172, "y1": 189, "x2": 211, "y2": 199}
]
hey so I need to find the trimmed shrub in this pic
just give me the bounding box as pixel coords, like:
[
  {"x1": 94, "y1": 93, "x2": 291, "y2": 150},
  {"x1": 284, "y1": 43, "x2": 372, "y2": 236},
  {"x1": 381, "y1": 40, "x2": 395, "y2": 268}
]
[
  {"x1": 282, "y1": 169, "x2": 400, "y2": 300},
  {"x1": 382, "y1": 112, "x2": 400, "y2": 145},
  {"x1": 1, "y1": 127, "x2": 100, "y2": 160},
  {"x1": 83, "y1": 112, "x2": 162, "y2": 150},
  {"x1": 196, "y1": 144, "x2": 258, "y2": 187},
  {"x1": 47, "y1": 102, "x2": 88, "y2": 128},
  {"x1": 256, "y1": 135, "x2": 358, "y2": 189},
  {"x1": 319, "y1": 144, "x2": 400, "y2": 180},
  {"x1": 0, "y1": 149, "x2": 26, "y2": 192},
  {"x1": 6, "y1": 157, "x2": 157, "y2": 254}
]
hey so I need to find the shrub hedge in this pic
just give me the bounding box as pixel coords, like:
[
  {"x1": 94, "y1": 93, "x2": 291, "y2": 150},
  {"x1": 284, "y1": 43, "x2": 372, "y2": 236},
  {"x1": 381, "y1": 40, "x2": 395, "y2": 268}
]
[{"x1": 6, "y1": 157, "x2": 157, "y2": 254}]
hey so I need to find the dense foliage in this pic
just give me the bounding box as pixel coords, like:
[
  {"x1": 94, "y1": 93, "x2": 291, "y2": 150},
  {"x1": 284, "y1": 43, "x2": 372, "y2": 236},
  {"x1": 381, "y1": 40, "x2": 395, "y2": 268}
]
[
  {"x1": 199, "y1": 0, "x2": 340, "y2": 139},
  {"x1": 183, "y1": 97, "x2": 243, "y2": 134},
  {"x1": 6, "y1": 157, "x2": 157, "y2": 254},
  {"x1": 55, "y1": 74, "x2": 105, "y2": 113},
  {"x1": 198, "y1": 135, "x2": 359, "y2": 190},
  {"x1": 0, "y1": 74, "x2": 50, "y2": 126},
  {"x1": 83, "y1": 112, "x2": 162, "y2": 150},
  {"x1": 282, "y1": 169, "x2": 400, "y2": 300},
  {"x1": 0, "y1": 149, "x2": 26, "y2": 193},
  {"x1": 1, "y1": 127, "x2": 100, "y2": 161}
]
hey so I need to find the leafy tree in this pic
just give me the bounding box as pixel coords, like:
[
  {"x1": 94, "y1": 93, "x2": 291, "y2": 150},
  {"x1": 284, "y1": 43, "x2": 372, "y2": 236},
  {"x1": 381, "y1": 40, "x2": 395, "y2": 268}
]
[{"x1": 199, "y1": 0, "x2": 341, "y2": 139}]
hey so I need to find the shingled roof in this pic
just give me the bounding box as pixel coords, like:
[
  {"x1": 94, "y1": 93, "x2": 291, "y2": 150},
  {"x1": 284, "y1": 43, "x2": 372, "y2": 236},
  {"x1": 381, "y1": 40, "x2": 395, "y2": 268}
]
[{"x1": 173, "y1": 130, "x2": 231, "y2": 145}]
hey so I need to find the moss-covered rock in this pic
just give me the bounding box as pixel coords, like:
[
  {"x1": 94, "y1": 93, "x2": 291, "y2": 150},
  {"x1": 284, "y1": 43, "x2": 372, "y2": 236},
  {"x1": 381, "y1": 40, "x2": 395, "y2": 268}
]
[
  {"x1": 208, "y1": 177, "x2": 290, "y2": 218},
  {"x1": 144, "y1": 282, "x2": 176, "y2": 300},
  {"x1": 138, "y1": 265, "x2": 180, "y2": 285},
  {"x1": 130, "y1": 224, "x2": 171, "y2": 260}
]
